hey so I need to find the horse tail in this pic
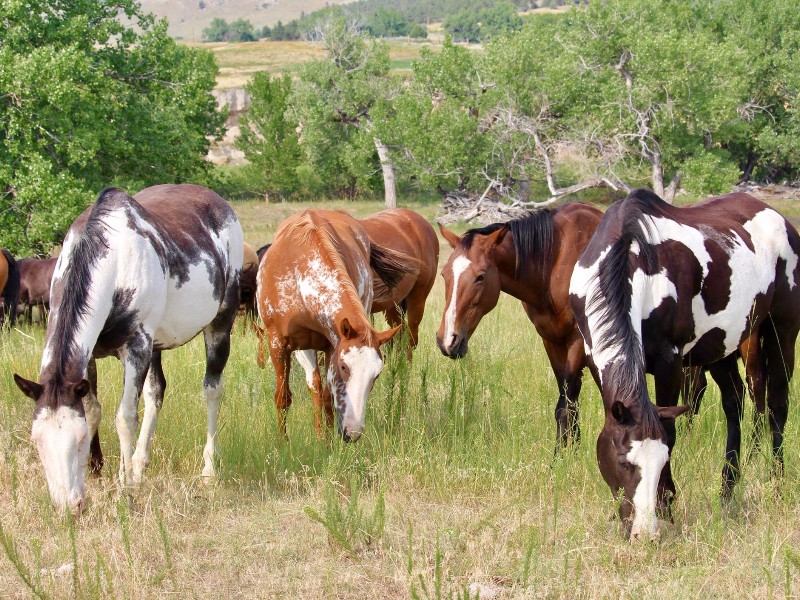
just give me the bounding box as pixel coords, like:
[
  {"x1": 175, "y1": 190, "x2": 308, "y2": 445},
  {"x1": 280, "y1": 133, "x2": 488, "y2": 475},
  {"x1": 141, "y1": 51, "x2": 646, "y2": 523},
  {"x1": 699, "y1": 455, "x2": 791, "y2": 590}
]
[
  {"x1": 369, "y1": 243, "x2": 417, "y2": 302},
  {"x1": 1, "y1": 248, "x2": 20, "y2": 326}
]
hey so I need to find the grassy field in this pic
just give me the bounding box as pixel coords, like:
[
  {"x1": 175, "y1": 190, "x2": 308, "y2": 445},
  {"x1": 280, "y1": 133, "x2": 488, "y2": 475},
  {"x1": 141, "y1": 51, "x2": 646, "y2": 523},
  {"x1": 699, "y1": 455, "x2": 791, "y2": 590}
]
[
  {"x1": 198, "y1": 38, "x2": 441, "y2": 89},
  {"x1": 1, "y1": 197, "x2": 800, "y2": 598}
]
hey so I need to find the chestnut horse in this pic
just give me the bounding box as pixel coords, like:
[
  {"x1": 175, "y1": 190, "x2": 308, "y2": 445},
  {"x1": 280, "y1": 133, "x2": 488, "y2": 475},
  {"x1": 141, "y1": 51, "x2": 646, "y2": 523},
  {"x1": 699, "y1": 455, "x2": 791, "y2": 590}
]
[
  {"x1": 570, "y1": 189, "x2": 800, "y2": 540},
  {"x1": 17, "y1": 257, "x2": 57, "y2": 324},
  {"x1": 437, "y1": 203, "x2": 603, "y2": 447},
  {"x1": 256, "y1": 209, "x2": 409, "y2": 440},
  {"x1": 14, "y1": 184, "x2": 243, "y2": 513},
  {"x1": 360, "y1": 209, "x2": 439, "y2": 356},
  {"x1": 0, "y1": 248, "x2": 20, "y2": 326}
]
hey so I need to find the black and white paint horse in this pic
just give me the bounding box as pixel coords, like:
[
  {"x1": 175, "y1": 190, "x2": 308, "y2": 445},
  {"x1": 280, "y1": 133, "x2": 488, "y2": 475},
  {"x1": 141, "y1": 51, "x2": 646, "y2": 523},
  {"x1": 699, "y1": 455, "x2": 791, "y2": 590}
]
[
  {"x1": 569, "y1": 189, "x2": 800, "y2": 541},
  {"x1": 14, "y1": 184, "x2": 243, "y2": 512}
]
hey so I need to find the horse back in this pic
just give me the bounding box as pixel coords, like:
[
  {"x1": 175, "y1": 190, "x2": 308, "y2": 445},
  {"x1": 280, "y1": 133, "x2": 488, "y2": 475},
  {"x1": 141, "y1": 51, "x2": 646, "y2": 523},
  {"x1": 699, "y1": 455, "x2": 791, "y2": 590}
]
[{"x1": 359, "y1": 209, "x2": 439, "y2": 310}]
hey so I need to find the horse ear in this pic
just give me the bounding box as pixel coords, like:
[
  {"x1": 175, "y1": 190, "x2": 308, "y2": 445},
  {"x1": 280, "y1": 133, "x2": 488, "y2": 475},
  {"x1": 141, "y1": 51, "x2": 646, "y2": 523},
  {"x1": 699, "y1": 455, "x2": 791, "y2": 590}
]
[
  {"x1": 438, "y1": 224, "x2": 461, "y2": 249},
  {"x1": 488, "y1": 225, "x2": 510, "y2": 248},
  {"x1": 14, "y1": 374, "x2": 42, "y2": 401},
  {"x1": 74, "y1": 380, "x2": 91, "y2": 399},
  {"x1": 376, "y1": 324, "x2": 402, "y2": 346},
  {"x1": 610, "y1": 400, "x2": 632, "y2": 425},
  {"x1": 655, "y1": 404, "x2": 691, "y2": 422},
  {"x1": 339, "y1": 318, "x2": 359, "y2": 340}
]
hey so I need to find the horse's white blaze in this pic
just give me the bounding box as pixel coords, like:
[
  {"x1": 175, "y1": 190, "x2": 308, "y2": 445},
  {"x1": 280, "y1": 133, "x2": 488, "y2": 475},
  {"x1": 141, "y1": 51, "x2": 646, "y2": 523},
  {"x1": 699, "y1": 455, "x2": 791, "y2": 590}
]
[
  {"x1": 31, "y1": 406, "x2": 89, "y2": 511},
  {"x1": 339, "y1": 346, "x2": 383, "y2": 440},
  {"x1": 443, "y1": 255, "x2": 472, "y2": 349},
  {"x1": 627, "y1": 438, "x2": 669, "y2": 540}
]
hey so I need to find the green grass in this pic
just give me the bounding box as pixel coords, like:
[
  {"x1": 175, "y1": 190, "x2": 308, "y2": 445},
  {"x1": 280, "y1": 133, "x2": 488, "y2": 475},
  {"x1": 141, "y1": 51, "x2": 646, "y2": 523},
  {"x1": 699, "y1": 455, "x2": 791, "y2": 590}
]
[{"x1": 1, "y1": 198, "x2": 800, "y2": 597}]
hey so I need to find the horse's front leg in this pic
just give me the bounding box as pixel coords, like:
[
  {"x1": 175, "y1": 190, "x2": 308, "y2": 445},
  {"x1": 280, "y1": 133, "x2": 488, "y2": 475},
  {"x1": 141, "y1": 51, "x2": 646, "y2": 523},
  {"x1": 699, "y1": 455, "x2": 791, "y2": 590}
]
[
  {"x1": 708, "y1": 354, "x2": 745, "y2": 500},
  {"x1": 653, "y1": 357, "x2": 682, "y2": 519},
  {"x1": 131, "y1": 350, "x2": 165, "y2": 484},
  {"x1": 268, "y1": 335, "x2": 293, "y2": 439},
  {"x1": 115, "y1": 338, "x2": 152, "y2": 487}
]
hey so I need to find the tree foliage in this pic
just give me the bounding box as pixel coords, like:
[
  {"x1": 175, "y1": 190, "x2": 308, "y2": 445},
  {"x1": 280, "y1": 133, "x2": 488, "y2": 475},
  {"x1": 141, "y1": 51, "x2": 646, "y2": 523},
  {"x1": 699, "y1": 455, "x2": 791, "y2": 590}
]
[{"x1": 0, "y1": 0, "x2": 224, "y2": 255}]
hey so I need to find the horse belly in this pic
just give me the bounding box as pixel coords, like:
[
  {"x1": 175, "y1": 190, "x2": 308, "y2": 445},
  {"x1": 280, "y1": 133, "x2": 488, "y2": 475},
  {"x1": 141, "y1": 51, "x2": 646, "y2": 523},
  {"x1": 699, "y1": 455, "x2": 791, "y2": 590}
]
[{"x1": 153, "y1": 262, "x2": 223, "y2": 348}]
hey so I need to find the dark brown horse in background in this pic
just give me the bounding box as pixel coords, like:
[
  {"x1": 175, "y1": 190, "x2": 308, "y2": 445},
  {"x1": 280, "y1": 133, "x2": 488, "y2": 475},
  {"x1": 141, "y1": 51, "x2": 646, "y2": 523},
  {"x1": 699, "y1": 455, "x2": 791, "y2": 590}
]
[
  {"x1": 437, "y1": 204, "x2": 603, "y2": 447},
  {"x1": 0, "y1": 248, "x2": 20, "y2": 326},
  {"x1": 17, "y1": 257, "x2": 57, "y2": 324}
]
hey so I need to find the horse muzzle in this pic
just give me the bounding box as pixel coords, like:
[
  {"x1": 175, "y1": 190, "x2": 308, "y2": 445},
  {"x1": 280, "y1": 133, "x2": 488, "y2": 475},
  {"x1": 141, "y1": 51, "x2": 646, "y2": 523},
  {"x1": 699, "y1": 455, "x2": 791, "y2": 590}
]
[{"x1": 437, "y1": 334, "x2": 469, "y2": 359}]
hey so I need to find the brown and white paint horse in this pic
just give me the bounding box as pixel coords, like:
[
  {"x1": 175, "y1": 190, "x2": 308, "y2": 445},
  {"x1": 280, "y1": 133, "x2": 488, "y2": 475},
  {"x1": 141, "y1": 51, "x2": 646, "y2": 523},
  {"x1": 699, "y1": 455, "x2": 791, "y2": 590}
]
[
  {"x1": 0, "y1": 248, "x2": 20, "y2": 326},
  {"x1": 570, "y1": 189, "x2": 800, "y2": 541},
  {"x1": 437, "y1": 203, "x2": 603, "y2": 446},
  {"x1": 256, "y1": 209, "x2": 408, "y2": 441},
  {"x1": 17, "y1": 257, "x2": 57, "y2": 324},
  {"x1": 14, "y1": 184, "x2": 243, "y2": 513}
]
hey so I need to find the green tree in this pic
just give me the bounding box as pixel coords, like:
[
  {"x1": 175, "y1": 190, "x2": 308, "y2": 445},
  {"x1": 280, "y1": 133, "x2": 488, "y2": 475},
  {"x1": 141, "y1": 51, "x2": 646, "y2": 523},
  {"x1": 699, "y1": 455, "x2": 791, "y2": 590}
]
[
  {"x1": 444, "y1": 9, "x2": 481, "y2": 43},
  {"x1": 478, "y1": 3, "x2": 523, "y2": 40},
  {"x1": 236, "y1": 73, "x2": 302, "y2": 198},
  {"x1": 289, "y1": 15, "x2": 399, "y2": 206},
  {"x1": 368, "y1": 8, "x2": 409, "y2": 37},
  {"x1": 202, "y1": 17, "x2": 229, "y2": 42},
  {"x1": 0, "y1": 0, "x2": 224, "y2": 255},
  {"x1": 228, "y1": 18, "x2": 257, "y2": 42}
]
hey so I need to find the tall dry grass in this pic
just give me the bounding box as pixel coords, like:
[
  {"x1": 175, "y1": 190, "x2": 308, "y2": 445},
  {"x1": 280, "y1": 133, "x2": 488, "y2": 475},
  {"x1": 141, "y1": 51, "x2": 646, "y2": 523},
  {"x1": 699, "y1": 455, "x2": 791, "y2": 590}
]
[{"x1": 0, "y1": 198, "x2": 799, "y2": 598}]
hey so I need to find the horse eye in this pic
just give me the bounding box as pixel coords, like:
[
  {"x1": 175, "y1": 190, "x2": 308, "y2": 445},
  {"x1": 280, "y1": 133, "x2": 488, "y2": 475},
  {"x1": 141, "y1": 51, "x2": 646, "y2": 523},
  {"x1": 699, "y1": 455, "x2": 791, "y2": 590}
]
[
  {"x1": 475, "y1": 274, "x2": 485, "y2": 283},
  {"x1": 618, "y1": 458, "x2": 632, "y2": 470}
]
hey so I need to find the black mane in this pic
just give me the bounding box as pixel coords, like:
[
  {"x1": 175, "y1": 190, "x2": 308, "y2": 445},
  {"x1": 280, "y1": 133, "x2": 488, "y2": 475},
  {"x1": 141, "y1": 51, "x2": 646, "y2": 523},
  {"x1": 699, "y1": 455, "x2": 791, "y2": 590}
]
[
  {"x1": 48, "y1": 188, "x2": 128, "y2": 388},
  {"x1": 461, "y1": 208, "x2": 556, "y2": 279},
  {"x1": 590, "y1": 189, "x2": 667, "y2": 434}
]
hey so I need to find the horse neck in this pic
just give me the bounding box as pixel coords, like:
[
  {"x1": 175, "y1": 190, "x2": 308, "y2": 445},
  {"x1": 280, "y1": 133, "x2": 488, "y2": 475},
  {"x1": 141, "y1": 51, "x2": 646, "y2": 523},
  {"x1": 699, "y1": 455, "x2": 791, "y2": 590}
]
[
  {"x1": 41, "y1": 228, "x2": 122, "y2": 383},
  {"x1": 493, "y1": 238, "x2": 548, "y2": 306}
]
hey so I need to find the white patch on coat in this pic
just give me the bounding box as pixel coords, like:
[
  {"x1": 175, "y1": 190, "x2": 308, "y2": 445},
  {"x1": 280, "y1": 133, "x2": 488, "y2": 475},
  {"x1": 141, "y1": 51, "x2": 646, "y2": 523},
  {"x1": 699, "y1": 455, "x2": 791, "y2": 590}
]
[
  {"x1": 295, "y1": 350, "x2": 318, "y2": 389},
  {"x1": 338, "y1": 346, "x2": 383, "y2": 440},
  {"x1": 627, "y1": 438, "x2": 669, "y2": 540},
  {"x1": 31, "y1": 406, "x2": 89, "y2": 512},
  {"x1": 442, "y1": 255, "x2": 472, "y2": 349}
]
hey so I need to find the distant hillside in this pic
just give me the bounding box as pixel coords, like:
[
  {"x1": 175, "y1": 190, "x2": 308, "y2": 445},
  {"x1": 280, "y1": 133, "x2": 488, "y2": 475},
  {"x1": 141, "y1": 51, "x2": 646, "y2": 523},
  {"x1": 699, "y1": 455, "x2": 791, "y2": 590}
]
[{"x1": 137, "y1": 0, "x2": 358, "y2": 41}]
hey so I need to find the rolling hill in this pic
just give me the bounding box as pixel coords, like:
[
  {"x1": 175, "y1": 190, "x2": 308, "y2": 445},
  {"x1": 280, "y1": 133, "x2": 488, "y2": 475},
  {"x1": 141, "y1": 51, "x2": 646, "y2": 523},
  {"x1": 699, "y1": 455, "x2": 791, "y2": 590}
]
[{"x1": 137, "y1": 0, "x2": 359, "y2": 41}]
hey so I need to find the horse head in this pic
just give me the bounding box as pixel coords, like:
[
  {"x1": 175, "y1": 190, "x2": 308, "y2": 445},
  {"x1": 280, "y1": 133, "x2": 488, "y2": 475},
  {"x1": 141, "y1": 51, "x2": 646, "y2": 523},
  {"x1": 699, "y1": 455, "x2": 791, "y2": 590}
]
[
  {"x1": 13, "y1": 373, "x2": 92, "y2": 514},
  {"x1": 437, "y1": 224, "x2": 509, "y2": 358},
  {"x1": 328, "y1": 317, "x2": 400, "y2": 442},
  {"x1": 596, "y1": 393, "x2": 689, "y2": 541}
]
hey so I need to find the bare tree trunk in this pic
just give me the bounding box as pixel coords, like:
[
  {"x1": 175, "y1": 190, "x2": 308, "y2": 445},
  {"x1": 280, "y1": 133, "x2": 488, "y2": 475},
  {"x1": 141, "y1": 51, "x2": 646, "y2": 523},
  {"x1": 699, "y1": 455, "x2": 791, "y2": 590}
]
[
  {"x1": 651, "y1": 152, "x2": 665, "y2": 199},
  {"x1": 374, "y1": 136, "x2": 397, "y2": 209}
]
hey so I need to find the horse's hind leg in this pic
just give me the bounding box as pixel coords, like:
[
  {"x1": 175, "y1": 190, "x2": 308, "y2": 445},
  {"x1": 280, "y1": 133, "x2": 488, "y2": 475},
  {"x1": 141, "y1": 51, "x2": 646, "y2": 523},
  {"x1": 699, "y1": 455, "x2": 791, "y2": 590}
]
[
  {"x1": 131, "y1": 351, "x2": 165, "y2": 484},
  {"x1": 707, "y1": 354, "x2": 745, "y2": 500},
  {"x1": 680, "y1": 365, "x2": 707, "y2": 424},
  {"x1": 268, "y1": 337, "x2": 293, "y2": 438},
  {"x1": 762, "y1": 321, "x2": 797, "y2": 476},
  {"x1": 201, "y1": 316, "x2": 236, "y2": 479},
  {"x1": 295, "y1": 350, "x2": 327, "y2": 439},
  {"x1": 739, "y1": 330, "x2": 767, "y2": 449},
  {"x1": 545, "y1": 338, "x2": 582, "y2": 448},
  {"x1": 84, "y1": 358, "x2": 103, "y2": 476}
]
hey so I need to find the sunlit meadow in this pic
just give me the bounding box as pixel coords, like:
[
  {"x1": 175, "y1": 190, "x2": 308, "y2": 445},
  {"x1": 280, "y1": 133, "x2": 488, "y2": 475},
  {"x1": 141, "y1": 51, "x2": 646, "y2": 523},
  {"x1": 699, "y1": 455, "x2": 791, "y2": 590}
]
[{"x1": 0, "y1": 197, "x2": 799, "y2": 598}]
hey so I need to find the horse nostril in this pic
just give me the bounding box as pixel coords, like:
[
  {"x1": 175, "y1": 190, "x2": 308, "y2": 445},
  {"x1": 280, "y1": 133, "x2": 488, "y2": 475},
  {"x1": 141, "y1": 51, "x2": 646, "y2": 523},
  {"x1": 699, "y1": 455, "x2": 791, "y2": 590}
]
[{"x1": 342, "y1": 431, "x2": 352, "y2": 443}]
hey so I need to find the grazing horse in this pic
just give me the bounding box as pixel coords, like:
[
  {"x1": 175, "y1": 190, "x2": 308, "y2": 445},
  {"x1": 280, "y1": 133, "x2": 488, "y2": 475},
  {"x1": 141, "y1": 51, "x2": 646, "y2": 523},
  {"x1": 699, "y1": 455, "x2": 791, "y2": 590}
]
[
  {"x1": 569, "y1": 189, "x2": 800, "y2": 541},
  {"x1": 0, "y1": 248, "x2": 21, "y2": 326},
  {"x1": 257, "y1": 209, "x2": 408, "y2": 440},
  {"x1": 360, "y1": 209, "x2": 439, "y2": 356},
  {"x1": 17, "y1": 257, "x2": 57, "y2": 324},
  {"x1": 14, "y1": 184, "x2": 243, "y2": 513},
  {"x1": 437, "y1": 203, "x2": 603, "y2": 446}
]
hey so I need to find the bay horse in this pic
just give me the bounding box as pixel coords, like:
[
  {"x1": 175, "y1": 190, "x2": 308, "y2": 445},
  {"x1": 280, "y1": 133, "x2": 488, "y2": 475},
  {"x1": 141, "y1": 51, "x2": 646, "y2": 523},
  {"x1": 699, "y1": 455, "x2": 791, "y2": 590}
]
[
  {"x1": 239, "y1": 241, "x2": 260, "y2": 323},
  {"x1": 17, "y1": 257, "x2": 57, "y2": 324},
  {"x1": 0, "y1": 248, "x2": 20, "y2": 326},
  {"x1": 437, "y1": 203, "x2": 603, "y2": 447},
  {"x1": 14, "y1": 184, "x2": 243, "y2": 513},
  {"x1": 256, "y1": 209, "x2": 409, "y2": 441},
  {"x1": 569, "y1": 188, "x2": 800, "y2": 541}
]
